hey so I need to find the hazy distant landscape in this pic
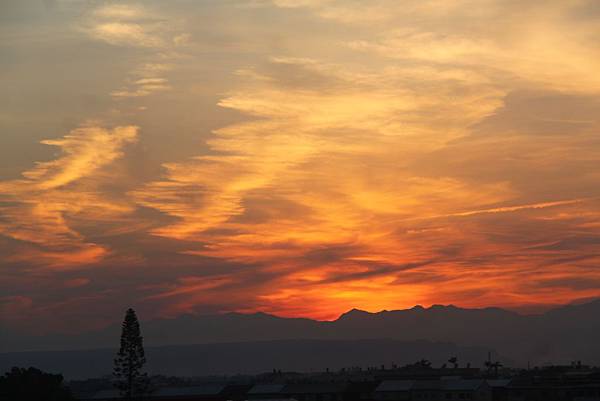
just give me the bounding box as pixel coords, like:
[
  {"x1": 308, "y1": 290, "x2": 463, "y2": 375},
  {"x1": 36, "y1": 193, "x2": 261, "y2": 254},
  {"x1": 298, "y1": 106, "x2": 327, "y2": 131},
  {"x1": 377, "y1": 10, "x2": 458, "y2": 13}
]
[
  {"x1": 0, "y1": 339, "x2": 499, "y2": 379},
  {"x1": 3, "y1": 300, "x2": 600, "y2": 378}
]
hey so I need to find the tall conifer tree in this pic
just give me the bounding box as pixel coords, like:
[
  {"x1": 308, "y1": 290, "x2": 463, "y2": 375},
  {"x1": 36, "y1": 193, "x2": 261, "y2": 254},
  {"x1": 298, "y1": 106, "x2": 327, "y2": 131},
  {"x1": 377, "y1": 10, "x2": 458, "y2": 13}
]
[{"x1": 113, "y1": 308, "x2": 148, "y2": 400}]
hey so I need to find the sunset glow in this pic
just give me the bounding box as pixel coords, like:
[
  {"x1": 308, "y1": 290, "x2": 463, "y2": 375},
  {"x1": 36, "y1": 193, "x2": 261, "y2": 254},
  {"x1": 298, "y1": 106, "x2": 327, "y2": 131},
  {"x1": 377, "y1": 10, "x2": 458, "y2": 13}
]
[{"x1": 2, "y1": 0, "x2": 600, "y2": 332}]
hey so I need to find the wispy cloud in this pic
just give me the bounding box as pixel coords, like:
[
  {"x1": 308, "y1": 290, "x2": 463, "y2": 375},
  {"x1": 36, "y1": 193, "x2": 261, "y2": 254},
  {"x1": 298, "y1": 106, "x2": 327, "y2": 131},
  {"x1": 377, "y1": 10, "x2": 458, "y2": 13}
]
[
  {"x1": 84, "y1": 4, "x2": 167, "y2": 48},
  {"x1": 0, "y1": 125, "x2": 138, "y2": 267},
  {"x1": 83, "y1": 4, "x2": 183, "y2": 100},
  {"x1": 128, "y1": 56, "x2": 515, "y2": 317},
  {"x1": 111, "y1": 76, "x2": 172, "y2": 98},
  {"x1": 3, "y1": 0, "x2": 600, "y2": 328},
  {"x1": 419, "y1": 199, "x2": 589, "y2": 220},
  {"x1": 273, "y1": 0, "x2": 600, "y2": 92},
  {"x1": 130, "y1": 36, "x2": 600, "y2": 318},
  {"x1": 89, "y1": 22, "x2": 165, "y2": 48},
  {"x1": 92, "y1": 4, "x2": 148, "y2": 21}
]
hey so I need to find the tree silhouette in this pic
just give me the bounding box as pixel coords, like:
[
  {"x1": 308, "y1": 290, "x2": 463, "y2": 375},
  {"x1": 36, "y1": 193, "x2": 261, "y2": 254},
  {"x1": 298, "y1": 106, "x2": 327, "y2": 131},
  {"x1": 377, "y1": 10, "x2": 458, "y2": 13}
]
[
  {"x1": 485, "y1": 360, "x2": 503, "y2": 377},
  {"x1": 0, "y1": 367, "x2": 73, "y2": 401},
  {"x1": 409, "y1": 359, "x2": 431, "y2": 368},
  {"x1": 491, "y1": 361, "x2": 502, "y2": 376},
  {"x1": 113, "y1": 308, "x2": 149, "y2": 400},
  {"x1": 448, "y1": 356, "x2": 458, "y2": 369}
]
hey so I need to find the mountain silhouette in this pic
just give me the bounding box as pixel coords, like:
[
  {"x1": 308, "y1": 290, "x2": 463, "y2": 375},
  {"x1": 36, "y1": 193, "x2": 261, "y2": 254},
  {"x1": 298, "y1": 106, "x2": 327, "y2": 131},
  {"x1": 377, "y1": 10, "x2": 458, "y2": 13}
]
[{"x1": 3, "y1": 299, "x2": 600, "y2": 369}]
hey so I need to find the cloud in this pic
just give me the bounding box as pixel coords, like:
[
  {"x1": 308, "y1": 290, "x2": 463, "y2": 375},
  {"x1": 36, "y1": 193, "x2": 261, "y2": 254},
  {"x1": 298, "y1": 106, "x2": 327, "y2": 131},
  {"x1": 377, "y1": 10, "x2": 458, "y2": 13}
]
[
  {"x1": 82, "y1": 3, "x2": 182, "y2": 100},
  {"x1": 273, "y1": 0, "x2": 600, "y2": 92},
  {"x1": 110, "y1": 63, "x2": 174, "y2": 98},
  {"x1": 4, "y1": 0, "x2": 600, "y2": 329},
  {"x1": 24, "y1": 125, "x2": 137, "y2": 190},
  {"x1": 0, "y1": 296, "x2": 33, "y2": 317},
  {"x1": 92, "y1": 4, "x2": 147, "y2": 20},
  {"x1": 83, "y1": 4, "x2": 170, "y2": 48},
  {"x1": 90, "y1": 22, "x2": 165, "y2": 48},
  {"x1": 425, "y1": 199, "x2": 588, "y2": 219},
  {"x1": 64, "y1": 277, "x2": 91, "y2": 288},
  {"x1": 130, "y1": 39, "x2": 600, "y2": 318},
  {"x1": 126, "y1": 57, "x2": 513, "y2": 316},
  {"x1": 0, "y1": 124, "x2": 138, "y2": 267}
]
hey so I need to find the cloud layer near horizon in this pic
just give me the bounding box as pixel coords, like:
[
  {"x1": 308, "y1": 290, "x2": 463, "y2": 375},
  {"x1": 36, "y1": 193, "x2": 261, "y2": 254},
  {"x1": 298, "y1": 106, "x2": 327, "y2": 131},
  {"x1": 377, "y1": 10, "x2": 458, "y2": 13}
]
[{"x1": 1, "y1": 0, "x2": 600, "y2": 333}]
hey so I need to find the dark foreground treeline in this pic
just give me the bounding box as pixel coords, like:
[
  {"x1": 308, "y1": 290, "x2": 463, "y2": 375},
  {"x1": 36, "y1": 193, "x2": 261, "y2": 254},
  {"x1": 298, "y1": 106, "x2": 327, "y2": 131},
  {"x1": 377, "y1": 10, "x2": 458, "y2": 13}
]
[
  {"x1": 0, "y1": 338, "x2": 501, "y2": 379},
  {"x1": 0, "y1": 366, "x2": 74, "y2": 401},
  {"x1": 5, "y1": 361, "x2": 600, "y2": 401}
]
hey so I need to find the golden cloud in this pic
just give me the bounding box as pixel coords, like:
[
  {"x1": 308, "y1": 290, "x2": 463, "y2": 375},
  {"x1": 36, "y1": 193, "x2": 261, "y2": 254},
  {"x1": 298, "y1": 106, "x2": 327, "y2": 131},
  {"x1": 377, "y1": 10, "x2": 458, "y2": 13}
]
[{"x1": 0, "y1": 125, "x2": 138, "y2": 268}]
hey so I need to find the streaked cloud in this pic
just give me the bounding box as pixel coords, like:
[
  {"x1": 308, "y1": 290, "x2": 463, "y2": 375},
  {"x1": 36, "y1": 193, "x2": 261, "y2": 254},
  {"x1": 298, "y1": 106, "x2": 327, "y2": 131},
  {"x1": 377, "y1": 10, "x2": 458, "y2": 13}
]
[
  {"x1": 0, "y1": 125, "x2": 138, "y2": 267},
  {"x1": 421, "y1": 199, "x2": 589, "y2": 220},
  {"x1": 111, "y1": 76, "x2": 172, "y2": 98},
  {"x1": 82, "y1": 4, "x2": 183, "y2": 100},
  {"x1": 273, "y1": 0, "x2": 600, "y2": 92},
  {"x1": 131, "y1": 52, "x2": 600, "y2": 318},
  {"x1": 2, "y1": 0, "x2": 600, "y2": 329}
]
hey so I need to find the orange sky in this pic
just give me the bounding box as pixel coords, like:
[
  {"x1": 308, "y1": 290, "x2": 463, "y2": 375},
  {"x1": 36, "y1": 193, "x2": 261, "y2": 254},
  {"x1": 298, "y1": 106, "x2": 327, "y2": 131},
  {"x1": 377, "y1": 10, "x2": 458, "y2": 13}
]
[{"x1": 1, "y1": 0, "x2": 600, "y2": 332}]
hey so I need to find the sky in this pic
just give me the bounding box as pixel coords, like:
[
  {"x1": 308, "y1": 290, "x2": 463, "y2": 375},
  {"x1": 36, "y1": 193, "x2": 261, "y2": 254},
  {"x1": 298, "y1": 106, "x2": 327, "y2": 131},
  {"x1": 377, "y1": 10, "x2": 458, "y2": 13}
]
[{"x1": 1, "y1": 0, "x2": 600, "y2": 333}]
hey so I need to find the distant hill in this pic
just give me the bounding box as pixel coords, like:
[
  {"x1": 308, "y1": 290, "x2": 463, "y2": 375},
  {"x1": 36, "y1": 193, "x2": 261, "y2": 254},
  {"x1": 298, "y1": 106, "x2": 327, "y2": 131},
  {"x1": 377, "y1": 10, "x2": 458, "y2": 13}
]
[
  {"x1": 0, "y1": 339, "x2": 500, "y2": 379},
  {"x1": 3, "y1": 299, "x2": 600, "y2": 371}
]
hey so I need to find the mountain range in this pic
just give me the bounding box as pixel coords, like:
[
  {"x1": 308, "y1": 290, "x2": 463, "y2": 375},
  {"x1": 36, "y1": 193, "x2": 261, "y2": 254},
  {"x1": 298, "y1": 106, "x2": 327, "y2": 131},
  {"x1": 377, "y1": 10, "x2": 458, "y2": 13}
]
[{"x1": 2, "y1": 300, "x2": 600, "y2": 377}]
